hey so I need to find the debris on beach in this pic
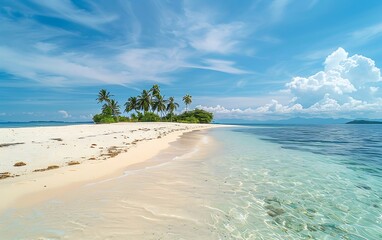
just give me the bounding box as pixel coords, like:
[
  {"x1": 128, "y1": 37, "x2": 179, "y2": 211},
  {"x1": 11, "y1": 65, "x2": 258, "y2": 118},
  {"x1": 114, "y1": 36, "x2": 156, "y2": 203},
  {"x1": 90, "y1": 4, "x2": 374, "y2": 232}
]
[{"x1": 13, "y1": 162, "x2": 27, "y2": 167}]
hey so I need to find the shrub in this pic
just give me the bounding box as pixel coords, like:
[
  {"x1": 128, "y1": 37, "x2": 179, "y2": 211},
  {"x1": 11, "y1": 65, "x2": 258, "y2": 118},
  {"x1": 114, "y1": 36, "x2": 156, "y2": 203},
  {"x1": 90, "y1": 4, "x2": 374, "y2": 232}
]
[
  {"x1": 164, "y1": 113, "x2": 177, "y2": 122},
  {"x1": 118, "y1": 116, "x2": 130, "y2": 122},
  {"x1": 92, "y1": 113, "x2": 103, "y2": 123},
  {"x1": 177, "y1": 109, "x2": 213, "y2": 123},
  {"x1": 99, "y1": 116, "x2": 116, "y2": 124},
  {"x1": 93, "y1": 113, "x2": 116, "y2": 124},
  {"x1": 101, "y1": 105, "x2": 113, "y2": 115},
  {"x1": 177, "y1": 116, "x2": 199, "y2": 123},
  {"x1": 139, "y1": 112, "x2": 160, "y2": 122},
  {"x1": 129, "y1": 113, "x2": 139, "y2": 122}
]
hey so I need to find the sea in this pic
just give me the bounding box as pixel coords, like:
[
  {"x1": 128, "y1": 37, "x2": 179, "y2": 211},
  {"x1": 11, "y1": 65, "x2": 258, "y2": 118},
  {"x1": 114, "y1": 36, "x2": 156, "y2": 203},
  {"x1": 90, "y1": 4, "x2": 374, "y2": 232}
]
[{"x1": 0, "y1": 124, "x2": 381, "y2": 239}]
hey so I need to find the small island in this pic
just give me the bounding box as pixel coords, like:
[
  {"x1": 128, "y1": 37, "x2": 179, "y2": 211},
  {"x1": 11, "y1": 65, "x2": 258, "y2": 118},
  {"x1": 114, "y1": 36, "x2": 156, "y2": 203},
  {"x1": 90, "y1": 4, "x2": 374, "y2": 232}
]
[
  {"x1": 346, "y1": 120, "x2": 382, "y2": 124},
  {"x1": 93, "y1": 85, "x2": 213, "y2": 124}
]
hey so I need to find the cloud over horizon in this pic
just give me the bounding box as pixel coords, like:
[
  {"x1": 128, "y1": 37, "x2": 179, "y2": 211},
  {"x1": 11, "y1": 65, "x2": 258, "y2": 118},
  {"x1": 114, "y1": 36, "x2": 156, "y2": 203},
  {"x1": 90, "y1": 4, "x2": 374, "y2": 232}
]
[{"x1": 198, "y1": 48, "x2": 382, "y2": 120}]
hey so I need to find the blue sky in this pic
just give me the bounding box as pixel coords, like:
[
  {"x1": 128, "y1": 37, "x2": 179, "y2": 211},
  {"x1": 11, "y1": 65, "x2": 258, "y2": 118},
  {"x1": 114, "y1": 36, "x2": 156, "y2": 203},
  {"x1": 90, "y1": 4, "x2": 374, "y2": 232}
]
[{"x1": 1, "y1": 0, "x2": 382, "y2": 121}]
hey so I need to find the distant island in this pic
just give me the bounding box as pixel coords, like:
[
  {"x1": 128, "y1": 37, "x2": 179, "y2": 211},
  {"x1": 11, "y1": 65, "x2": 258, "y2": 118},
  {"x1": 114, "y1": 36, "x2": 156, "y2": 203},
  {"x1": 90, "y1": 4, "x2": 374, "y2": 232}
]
[{"x1": 346, "y1": 120, "x2": 382, "y2": 124}]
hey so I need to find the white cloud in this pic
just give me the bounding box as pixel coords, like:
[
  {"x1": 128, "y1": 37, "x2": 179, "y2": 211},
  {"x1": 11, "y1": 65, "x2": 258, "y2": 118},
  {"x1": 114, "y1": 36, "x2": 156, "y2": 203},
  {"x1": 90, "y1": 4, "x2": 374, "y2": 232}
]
[
  {"x1": 269, "y1": 0, "x2": 291, "y2": 22},
  {"x1": 197, "y1": 100, "x2": 303, "y2": 120},
  {"x1": 29, "y1": 0, "x2": 117, "y2": 30},
  {"x1": 175, "y1": 7, "x2": 248, "y2": 55},
  {"x1": 0, "y1": 44, "x2": 248, "y2": 87},
  {"x1": 117, "y1": 48, "x2": 248, "y2": 82},
  {"x1": 79, "y1": 114, "x2": 93, "y2": 120},
  {"x1": 286, "y1": 47, "x2": 381, "y2": 106},
  {"x1": 34, "y1": 42, "x2": 57, "y2": 52},
  {"x1": 0, "y1": 1, "x2": 250, "y2": 87},
  {"x1": 58, "y1": 110, "x2": 71, "y2": 118},
  {"x1": 236, "y1": 80, "x2": 247, "y2": 87},
  {"x1": 190, "y1": 59, "x2": 248, "y2": 74},
  {"x1": 118, "y1": 48, "x2": 187, "y2": 83},
  {"x1": 22, "y1": 112, "x2": 35, "y2": 115},
  {"x1": 255, "y1": 100, "x2": 303, "y2": 114},
  {"x1": 0, "y1": 46, "x2": 128, "y2": 86},
  {"x1": 324, "y1": 47, "x2": 349, "y2": 70},
  {"x1": 351, "y1": 22, "x2": 382, "y2": 43},
  {"x1": 188, "y1": 22, "x2": 245, "y2": 54},
  {"x1": 194, "y1": 95, "x2": 291, "y2": 109},
  {"x1": 200, "y1": 48, "x2": 382, "y2": 120}
]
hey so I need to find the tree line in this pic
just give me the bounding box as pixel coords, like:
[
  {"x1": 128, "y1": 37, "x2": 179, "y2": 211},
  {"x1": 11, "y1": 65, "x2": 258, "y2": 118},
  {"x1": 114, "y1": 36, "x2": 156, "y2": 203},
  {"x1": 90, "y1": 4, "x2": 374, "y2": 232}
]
[{"x1": 93, "y1": 85, "x2": 213, "y2": 124}]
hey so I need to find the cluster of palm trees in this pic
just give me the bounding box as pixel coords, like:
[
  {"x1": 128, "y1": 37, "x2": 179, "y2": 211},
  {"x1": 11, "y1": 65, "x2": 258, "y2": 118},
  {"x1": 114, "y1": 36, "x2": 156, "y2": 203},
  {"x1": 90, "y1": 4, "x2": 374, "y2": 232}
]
[
  {"x1": 96, "y1": 85, "x2": 193, "y2": 120},
  {"x1": 96, "y1": 89, "x2": 121, "y2": 117}
]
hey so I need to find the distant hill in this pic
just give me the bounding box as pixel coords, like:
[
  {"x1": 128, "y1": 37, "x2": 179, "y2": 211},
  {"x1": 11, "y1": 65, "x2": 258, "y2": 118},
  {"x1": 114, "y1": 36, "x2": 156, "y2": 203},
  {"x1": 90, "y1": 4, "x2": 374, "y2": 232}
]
[{"x1": 346, "y1": 120, "x2": 382, "y2": 124}]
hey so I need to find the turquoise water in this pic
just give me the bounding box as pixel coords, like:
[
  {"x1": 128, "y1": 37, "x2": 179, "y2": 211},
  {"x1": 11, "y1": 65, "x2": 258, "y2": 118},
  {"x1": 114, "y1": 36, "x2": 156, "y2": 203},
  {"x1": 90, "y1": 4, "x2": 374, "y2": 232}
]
[
  {"x1": 204, "y1": 126, "x2": 382, "y2": 239},
  {"x1": 0, "y1": 125, "x2": 381, "y2": 239}
]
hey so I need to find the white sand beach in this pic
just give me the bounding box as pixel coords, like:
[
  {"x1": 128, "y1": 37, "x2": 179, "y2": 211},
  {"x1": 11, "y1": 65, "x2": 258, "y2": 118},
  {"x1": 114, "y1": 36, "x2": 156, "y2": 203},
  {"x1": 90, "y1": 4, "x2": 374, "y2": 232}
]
[{"x1": 0, "y1": 122, "x2": 219, "y2": 212}]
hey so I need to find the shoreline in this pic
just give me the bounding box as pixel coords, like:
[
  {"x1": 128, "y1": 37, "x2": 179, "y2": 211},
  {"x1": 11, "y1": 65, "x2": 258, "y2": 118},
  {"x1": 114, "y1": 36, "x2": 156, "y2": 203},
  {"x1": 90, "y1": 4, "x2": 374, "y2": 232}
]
[{"x1": 0, "y1": 122, "x2": 226, "y2": 213}]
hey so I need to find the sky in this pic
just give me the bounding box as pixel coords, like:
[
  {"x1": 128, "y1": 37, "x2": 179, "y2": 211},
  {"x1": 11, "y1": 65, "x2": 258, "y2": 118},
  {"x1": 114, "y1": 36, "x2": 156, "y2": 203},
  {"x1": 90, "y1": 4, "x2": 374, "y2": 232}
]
[{"x1": 1, "y1": 0, "x2": 382, "y2": 122}]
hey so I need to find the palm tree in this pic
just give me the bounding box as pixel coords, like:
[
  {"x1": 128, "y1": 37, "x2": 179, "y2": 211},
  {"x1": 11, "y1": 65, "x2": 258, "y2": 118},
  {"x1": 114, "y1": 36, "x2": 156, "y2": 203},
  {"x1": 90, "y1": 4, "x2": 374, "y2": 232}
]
[
  {"x1": 137, "y1": 90, "x2": 151, "y2": 112},
  {"x1": 153, "y1": 95, "x2": 167, "y2": 117},
  {"x1": 150, "y1": 84, "x2": 161, "y2": 113},
  {"x1": 124, "y1": 96, "x2": 138, "y2": 114},
  {"x1": 102, "y1": 103, "x2": 113, "y2": 116},
  {"x1": 150, "y1": 84, "x2": 161, "y2": 98},
  {"x1": 183, "y1": 94, "x2": 192, "y2": 112},
  {"x1": 108, "y1": 99, "x2": 121, "y2": 117},
  {"x1": 166, "y1": 97, "x2": 179, "y2": 122},
  {"x1": 97, "y1": 89, "x2": 112, "y2": 103}
]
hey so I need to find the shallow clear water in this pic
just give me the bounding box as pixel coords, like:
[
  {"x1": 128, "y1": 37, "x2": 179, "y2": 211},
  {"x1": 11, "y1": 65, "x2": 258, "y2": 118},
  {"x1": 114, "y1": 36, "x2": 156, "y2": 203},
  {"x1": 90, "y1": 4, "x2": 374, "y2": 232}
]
[
  {"x1": 205, "y1": 125, "x2": 382, "y2": 239},
  {"x1": 0, "y1": 125, "x2": 381, "y2": 239}
]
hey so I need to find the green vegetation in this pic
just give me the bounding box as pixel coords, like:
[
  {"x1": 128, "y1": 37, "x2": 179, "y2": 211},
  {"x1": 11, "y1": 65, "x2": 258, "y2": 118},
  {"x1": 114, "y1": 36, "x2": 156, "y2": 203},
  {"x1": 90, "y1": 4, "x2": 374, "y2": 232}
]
[
  {"x1": 137, "y1": 112, "x2": 161, "y2": 122},
  {"x1": 93, "y1": 89, "x2": 120, "y2": 123},
  {"x1": 93, "y1": 86, "x2": 213, "y2": 124},
  {"x1": 177, "y1": 109, "x2": 214, "y2": 123}
]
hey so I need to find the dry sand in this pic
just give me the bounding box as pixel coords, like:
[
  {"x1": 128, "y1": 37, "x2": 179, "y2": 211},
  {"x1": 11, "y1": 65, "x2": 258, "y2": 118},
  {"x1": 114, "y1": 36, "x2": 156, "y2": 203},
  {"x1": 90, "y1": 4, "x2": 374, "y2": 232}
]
[
  {"x1": 0, "y1": 128, "x2": 224, "y2": 239},
  {"x1": 0, "y1": 122, "x2": 220, "y2": 212}
]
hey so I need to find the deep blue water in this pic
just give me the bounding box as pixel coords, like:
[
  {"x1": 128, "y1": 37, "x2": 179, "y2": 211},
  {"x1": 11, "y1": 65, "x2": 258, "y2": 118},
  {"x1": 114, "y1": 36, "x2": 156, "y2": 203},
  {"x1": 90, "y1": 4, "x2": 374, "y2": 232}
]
[{"x1": 234, "y1": 124, "x2": 382, "y2": 178}]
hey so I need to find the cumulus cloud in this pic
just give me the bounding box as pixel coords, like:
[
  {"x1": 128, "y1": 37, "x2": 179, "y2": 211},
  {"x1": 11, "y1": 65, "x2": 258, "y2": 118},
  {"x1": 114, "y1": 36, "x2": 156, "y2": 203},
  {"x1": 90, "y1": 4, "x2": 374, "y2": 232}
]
[
  {"x1": 287, "y1": 47, "x2": 381, "y2": 106},
  {"x1": 196, "y1": 100, "x2": 303, "y2": 120},
  {"x1": 58, "y1": 110, "x2": 71, "y2": 118},
  {"x1": 199, "y1": 48, "x2": 382, "y2": 120}
]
